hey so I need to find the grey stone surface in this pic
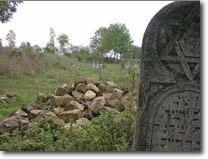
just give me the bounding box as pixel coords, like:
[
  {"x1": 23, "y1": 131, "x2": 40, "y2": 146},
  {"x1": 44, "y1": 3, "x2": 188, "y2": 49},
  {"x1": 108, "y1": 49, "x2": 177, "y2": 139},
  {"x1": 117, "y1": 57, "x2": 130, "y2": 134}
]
[{"x1": 134, "y1": 1, "x2": 200, "y2": 152}]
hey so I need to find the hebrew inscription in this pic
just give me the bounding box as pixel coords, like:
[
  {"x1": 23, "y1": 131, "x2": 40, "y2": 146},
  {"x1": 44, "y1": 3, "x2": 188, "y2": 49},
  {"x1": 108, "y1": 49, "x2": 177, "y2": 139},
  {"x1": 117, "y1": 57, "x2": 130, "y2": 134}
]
[{"x1": 134, "y1": 1, "x2": 200, "y2": 152}]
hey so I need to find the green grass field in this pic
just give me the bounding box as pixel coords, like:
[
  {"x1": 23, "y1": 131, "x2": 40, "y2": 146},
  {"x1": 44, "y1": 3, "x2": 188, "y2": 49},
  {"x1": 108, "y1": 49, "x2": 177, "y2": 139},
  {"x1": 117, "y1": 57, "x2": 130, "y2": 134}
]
[{"x1": 0, "y1": 55, "x2": 137, "y2": 118}]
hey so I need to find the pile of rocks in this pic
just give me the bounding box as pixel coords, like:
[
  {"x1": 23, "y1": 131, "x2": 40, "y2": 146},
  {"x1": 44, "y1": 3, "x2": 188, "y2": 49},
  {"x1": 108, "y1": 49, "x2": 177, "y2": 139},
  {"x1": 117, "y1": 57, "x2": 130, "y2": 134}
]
[{"x1": 0, "y1": 77, "x2": 132, "y2": 134}]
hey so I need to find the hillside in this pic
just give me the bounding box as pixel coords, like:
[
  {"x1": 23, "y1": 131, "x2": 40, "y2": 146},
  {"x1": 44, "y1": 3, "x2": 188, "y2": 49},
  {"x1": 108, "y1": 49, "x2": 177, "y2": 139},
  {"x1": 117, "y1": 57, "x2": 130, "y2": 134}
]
[{"x1": 0, "y1": 52, "x2": 139, "y2": 151}]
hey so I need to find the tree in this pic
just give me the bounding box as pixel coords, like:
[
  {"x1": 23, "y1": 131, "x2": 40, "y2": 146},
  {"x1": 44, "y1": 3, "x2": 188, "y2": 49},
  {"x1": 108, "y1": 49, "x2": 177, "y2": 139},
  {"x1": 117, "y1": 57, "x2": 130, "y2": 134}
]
[
  {"x1": 90, "y1": 23, "x2": 134, "y2": 61},
  {"x1": 102, "y1": 23, "x2": 133, "y2": 59},
  {"x1": 70, "y1": 46, "x2": 91, "y2": 61},
  {"x1": 0, "y1": 0, "x2": 22, "y2": 23},
  {"x1": 20, "y1": 41, "x2": 33, "y2": 54},
  {"x1": 90, "y1": 27, "x2": 107, "y2": 68},
  {"x1": 132, "y1": 45, "x2": 141, "y2": 59},
  {"x1": 6, "y1": 29, "x2": 16, "y2": 48},
  {"x1": 45, "y1": 27, "x2": 56, "y2": 54},
  {"x1": 90, "y1": 27, "x2": 106, "y2": 53},
  {"x1": 33, "y1": 45, "x2": 43, "y2": 54},
  {"x1": 57, "y1": 33, "x2": 70, "y2": 54}
]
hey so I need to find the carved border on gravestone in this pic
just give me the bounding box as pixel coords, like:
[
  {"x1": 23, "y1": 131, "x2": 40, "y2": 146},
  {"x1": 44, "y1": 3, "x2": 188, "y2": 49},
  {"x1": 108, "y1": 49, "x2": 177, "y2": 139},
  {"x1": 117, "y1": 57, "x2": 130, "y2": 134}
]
[{"x1": 134, "y1": 1, "x2": 200, "y2": 152}]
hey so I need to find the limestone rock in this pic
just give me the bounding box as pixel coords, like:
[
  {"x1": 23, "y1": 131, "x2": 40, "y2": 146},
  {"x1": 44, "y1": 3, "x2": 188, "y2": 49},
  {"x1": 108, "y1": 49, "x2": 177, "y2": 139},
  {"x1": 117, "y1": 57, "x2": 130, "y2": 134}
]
[
  {"x1": 55, "y1": 87, "x2": 67, "y2": 96},
  {"x1": 29, "y1": 109, "x2": 42, "y2": 119},
  {"x1": 48, "y1": 118, "x2": 65, "y2": 127},
  {"x1": 110, "y1": 88, "x2": 124, "y2": 99},
  {"x1": 49, "y1": 94, "x2": 73, "y2": 106},
  {"x1": 87, "y1": 83, "x2": 99, "y2": 93},
  {"x1": 84, "y1": 90, "x2": 96, "y2": 100},
  {"x1": 86, "y1": 78, "x2": 100, "y2": 85},
  {"x1": 103, "y1": 93, "x2": 112, "y2": 100},
  {"x1": 44, "y1": 111, "x2": 57, "y2": 117},
  {"x1": 61, "y1": 83, "x2": 68, "y2": 89},
  {"x1": 58, "y1": 109, "x2": 82, "y2": 122},
  {"x1": 106, "y1": 99, "x2": 125, "y2": 112},
  {"x1": 37, "y1": 93, "x2": 47, "y2": 103},
  {"x1": 64, "y1": 100, "x2": 85, "y2": 111},
  {"x1": 1, "y1": 116, "x2": 29, "y2": 132},
  {"x1": 53, "y1": 107, "x2": 64, "y2": 115},
  {"x1": 21, "y1": 103, "x2": 36, "y2": 113},
  {"x1": 76, "y1": 117, "x2": 89, "y2": 126},
  {"x1": 89, "y1": 96, "x2": 105, "y2": 114},
  {"x1": 98, "y1": 83, "x2": 113, "y2": 93},
  {"x1": 3, "y1": 116, "x2": 19, "y2": 128},
  {"x1": 75, "y1": 83, "x2": 87, "y2": 93},
  {"x1": 72, "y1": 90, "x2": 83, "y2": 100},
  {"x1": 106, "y1": 81, "x2": 116, "y2": 88},
  {"x1": 15, "y1": 109, "x2": 28, "y2": 118},
  {"x1": 74, "y1": 76, "x2": 86, "y2": 86}
]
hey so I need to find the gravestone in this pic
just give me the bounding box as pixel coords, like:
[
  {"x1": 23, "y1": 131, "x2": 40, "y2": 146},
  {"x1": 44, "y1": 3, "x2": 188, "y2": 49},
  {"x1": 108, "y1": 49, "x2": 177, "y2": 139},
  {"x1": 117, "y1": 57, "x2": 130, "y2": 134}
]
[{"x1": 134, "y1": 1, "x2": 200, "y2": 152}]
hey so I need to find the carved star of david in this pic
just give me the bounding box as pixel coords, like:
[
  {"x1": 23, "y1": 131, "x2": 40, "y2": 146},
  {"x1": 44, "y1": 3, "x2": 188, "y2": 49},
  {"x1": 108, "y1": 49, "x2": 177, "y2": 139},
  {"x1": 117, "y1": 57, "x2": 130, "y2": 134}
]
[{"x1": 159, "y1": 6, "x2": 199, "y2": 83}]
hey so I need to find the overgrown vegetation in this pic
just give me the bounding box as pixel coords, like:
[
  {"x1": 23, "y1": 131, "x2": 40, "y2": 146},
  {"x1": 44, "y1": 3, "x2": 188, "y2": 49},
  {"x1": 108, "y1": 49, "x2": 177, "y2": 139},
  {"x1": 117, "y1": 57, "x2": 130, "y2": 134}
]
[
  {"x1": 0, "y1": 4, "x2": 140, "y2": 151},
  {"x1": 0, "y1": 47, "x2": 139, "y2": 151},
  {"x1": 0, "y1": 110, "x2": 135, "y2": 151}
]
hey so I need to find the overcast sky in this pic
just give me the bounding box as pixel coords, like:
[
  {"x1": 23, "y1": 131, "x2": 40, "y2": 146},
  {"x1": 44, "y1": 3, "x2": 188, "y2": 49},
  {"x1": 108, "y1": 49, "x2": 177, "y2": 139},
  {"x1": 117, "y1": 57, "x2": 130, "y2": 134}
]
[{"x1": 0, "y1": 1, "x2": 172, "y2": 47}]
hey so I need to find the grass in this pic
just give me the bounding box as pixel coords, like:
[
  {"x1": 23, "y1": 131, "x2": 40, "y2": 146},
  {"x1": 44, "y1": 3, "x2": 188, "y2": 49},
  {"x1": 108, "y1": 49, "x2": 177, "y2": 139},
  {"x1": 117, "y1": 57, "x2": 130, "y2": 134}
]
[
  {"x1": 0, "y1": 53, "x2": 139, "y2": 151},
  {"x1": 0, "y1": 54, "x2": 138, "y2": 119}
]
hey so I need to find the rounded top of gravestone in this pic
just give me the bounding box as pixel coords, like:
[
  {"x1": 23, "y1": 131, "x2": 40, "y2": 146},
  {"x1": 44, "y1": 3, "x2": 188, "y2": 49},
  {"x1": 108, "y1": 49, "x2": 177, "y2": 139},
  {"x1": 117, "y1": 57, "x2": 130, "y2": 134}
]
[{"x1": 141, "y1": 1, "x2": 200, "y2": 84}]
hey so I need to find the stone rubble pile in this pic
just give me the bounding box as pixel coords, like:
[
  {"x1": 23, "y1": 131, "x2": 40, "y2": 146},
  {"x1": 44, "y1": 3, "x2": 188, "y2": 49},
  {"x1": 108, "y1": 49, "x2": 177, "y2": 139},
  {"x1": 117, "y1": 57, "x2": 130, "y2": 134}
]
[{"x1": 0, "y1": 77, "x2": 132, "y2": 134}]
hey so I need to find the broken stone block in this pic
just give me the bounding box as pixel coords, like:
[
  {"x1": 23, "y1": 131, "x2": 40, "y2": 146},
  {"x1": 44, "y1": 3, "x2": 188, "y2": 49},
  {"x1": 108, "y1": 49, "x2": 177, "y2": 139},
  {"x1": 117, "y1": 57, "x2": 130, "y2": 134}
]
[
  {"x1": 98, "y1": 83, "x2": 113, "y2": 93},
  {"x1": 103, "y1": 93, "x2": 112, "y2": 100},
  {"x1": 53, "y1": 107, "x2": 65, "y2": 115},
  {"x1": 64, "y1": 100, "x2": 85, "y2": 111},
  {"x1": 29, "y1": 109, "x2": 42, "y2": 119},
  {"x1": 106, "y1": 99, "x2": 125, "y2": 112},
  {"x1": 21, "y1": 103, "x2": 36, "y2": 113},
  {"x1": 74, "y1": 76, "x2": 86, "y2": 86},
  {"x1": 58, "y1": 109, "x2": 82, "y2": 122},
  {"x1": 44, "y1": 111, "x2": 57, "y2": 117},
  {"x1": 110, "y1": 88, "x2": 124, "y2": 99},
  {"x1": 37, "y1": 93, "x2": 47, "y2": 103},
  {"x1": 49, "y1": 94, "x2": 73, "y2": 106},
  {"x1": 75, "y1": 83, "x2": 87, "y2": 93},
  {"x1": 48, "y1": 118, "x2": 65, "y2": 127},
  {"x1": 84, "y1": 90, "x2": 96, "y2": 100},
  {"x1": 72, "y1": 90, "x2": 83, "y2": 100},
  {"x1": 89, "y1": 96, "x2": 105, "y2": 114},
  {"x1": 15, "y1": 109, "x2": 28, "y2": 118},
  {"x1": 86, "y1": 83, "x2": 99, "y2": 93},
  {"x1": 106, "y1": 81, "x2": 116, "y2": 88},
  {"x1": 55, "y1": 87, "x2": 67, "y2": 96},
  {"x1": 76, "y1": 117, "x2": 89, "y2": 126},
  {"x1": 61, "y1": 83, "x2": 68, "y2": 89},
  {"x1": 3, "y1": 116, "x2": 19, "y2": 128}
]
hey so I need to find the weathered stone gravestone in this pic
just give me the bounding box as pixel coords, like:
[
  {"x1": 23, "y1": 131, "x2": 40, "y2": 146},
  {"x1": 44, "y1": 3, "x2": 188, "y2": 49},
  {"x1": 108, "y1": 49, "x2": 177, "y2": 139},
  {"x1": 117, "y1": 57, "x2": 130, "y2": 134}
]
[{"x1": 134, "y1": 1, "x2": 200, "y2": 152}]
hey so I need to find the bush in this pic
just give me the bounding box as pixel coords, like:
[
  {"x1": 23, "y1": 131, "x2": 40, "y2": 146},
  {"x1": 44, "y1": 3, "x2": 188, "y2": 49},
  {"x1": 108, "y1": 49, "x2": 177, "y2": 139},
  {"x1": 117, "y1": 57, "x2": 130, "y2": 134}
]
[{"x1": 0, "y1": 110, "x2": 136, "y2": 151}]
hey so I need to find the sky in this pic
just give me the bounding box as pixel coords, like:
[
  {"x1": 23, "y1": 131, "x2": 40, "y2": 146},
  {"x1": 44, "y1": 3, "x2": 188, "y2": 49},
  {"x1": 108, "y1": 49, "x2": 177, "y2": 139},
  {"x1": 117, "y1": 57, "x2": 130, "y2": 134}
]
[{"x1": 0, "y1": 1, "x2": 172, "y2": 48}]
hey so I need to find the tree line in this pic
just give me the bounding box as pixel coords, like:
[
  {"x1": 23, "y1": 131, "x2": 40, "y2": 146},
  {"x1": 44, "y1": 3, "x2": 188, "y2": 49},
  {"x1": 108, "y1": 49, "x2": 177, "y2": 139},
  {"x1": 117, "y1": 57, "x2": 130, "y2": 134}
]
[{"x1": 0, "y1": 1, "x2": 141, "y2": 62}]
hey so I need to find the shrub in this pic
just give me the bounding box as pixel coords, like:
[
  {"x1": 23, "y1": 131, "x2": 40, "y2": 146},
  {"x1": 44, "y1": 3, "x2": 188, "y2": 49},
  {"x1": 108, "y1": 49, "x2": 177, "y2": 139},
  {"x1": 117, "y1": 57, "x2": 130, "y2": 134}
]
[{"x1": 0, "y1": 110, "x2": 136, "y2": 151}]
